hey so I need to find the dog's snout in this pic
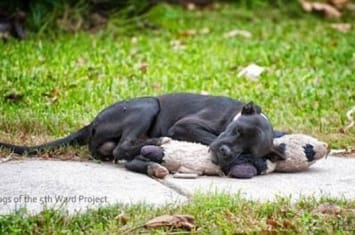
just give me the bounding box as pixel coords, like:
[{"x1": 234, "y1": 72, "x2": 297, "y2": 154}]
[{"x1": 219, "y1": 145, "x2": 231, "y2": 157}]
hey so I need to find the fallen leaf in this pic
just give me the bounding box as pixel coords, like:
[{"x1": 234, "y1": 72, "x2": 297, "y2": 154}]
[
  {"x1": 312, "y1": 203, "x2": 341, "y2": 215},
  {"x1": 237, "y1": 64, "x2": 265, "y2": 80},
  {"x1": 115, "y1": 212, "x2": 129, "y2": 225},
  {"x1": 300, "y1": 1, "x2": 342, "y2": 18},
  {"x1": 180, "y1": 29, "x2": 197, "y2": 37},
  {"x1": 152, "y1": 83, "x2": 161, "y2": 90},
  {"x1": 39, "y1": 152, "x2": 51, "y2": 159},
  {"x1": 144, "y1": 214, "x2": 195, "y2": 230},
  {"x1": 186, "y1": 3, "x2": 196, "y2": 10},
  {"x1": 43, "y1": 88, "x2": 60, "y2": 103},
  {"x1": 267, "y1": 216, "x2": 281, "y2": 229},
  {"x1": 331, "y1": 23, "x2": 351, "y2": 33},
  {"x1": 282, "y1": 219, "x2": 296, "y2": 230},
  {"x1": 224, "y1": 29, "x2": 252, "y2": 39},
  {"x1": 138, "y1": 63, "x2": 148, "y2": 73}
]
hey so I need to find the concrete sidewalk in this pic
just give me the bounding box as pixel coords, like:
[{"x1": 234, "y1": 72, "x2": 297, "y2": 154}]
[{"x1": 0, "y1": 156, "x2": 354, "y2": 215}]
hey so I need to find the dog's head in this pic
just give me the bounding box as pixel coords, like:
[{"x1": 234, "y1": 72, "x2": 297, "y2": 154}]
[{"x1": 209, "y1": 102, "x2": 274, "y2": 167}]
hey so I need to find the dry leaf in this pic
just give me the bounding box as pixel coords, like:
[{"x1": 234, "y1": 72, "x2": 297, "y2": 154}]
[
  {"x1": 39, "y1": 152, "x2": 51, "y2": 159},
  {"x1": 115, "y1": 212, "x2": 129, "y2": 225},
  {"x1": 180, "y1": 29, "x2": 197, "y2": 37},
  {"x1": 186, "y1": 3, "x2": 196, "y2": 10},
  {"x1": 224, "y1": 29, "x2": 252, "y2": 39},
  {"x1": 237, "y1": 64, "x2": 265, "y2": 80},
  {"x1": 267, "y1": 216, "x2": 281, "y2": 229},
  {"x1": 312, "y1": 203, "x2": 341, "y2": 215},
  {"x1": 43, "y1": 88, "x2": 60, "y2": 103},
  {"x1": 331, "y1": 23, "x2": 351, "y2": 33},
  {"x1": 300, "y1": 1, "x2": 342, "y2": 18},
  {"x1": 138, "y1": 63, "x2": 148, "y2": 73},
  {"x1": 144, "y1": 214, "x2": 195, "y2": 230},
  {"x1": 152, "y1": 83, "x2": 161, "y2": 91}
]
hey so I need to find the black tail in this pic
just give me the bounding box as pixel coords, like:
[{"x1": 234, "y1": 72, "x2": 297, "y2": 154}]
[{"x1": 0, "y1": 125, "x2": 90, "y2": 155}]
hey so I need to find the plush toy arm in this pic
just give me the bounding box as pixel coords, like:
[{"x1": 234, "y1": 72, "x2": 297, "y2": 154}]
[{"x1": 228, "y1": 164, "x2": 258, "y2": 179}]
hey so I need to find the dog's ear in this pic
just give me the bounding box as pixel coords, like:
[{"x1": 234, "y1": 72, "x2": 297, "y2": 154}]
[
  {"x1": 254, "y1": 104, "x2": 262, "y2": 114},
  {"x1": 269, "y1": 143, "x2": 287, "y2": 162},
  {"x1": 241, "y1": 102, "x2": 256, "y2": 115}
]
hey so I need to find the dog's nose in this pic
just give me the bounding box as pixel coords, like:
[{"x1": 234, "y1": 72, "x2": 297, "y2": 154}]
[{"x1": 219, "y1": 145, "x2": 231, "y2": 157}]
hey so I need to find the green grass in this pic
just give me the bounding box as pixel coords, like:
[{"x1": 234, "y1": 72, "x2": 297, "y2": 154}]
[
  {"x1": 0, "y1": 3, "x2": 354, "y2": 148},
  {"x1": 1, "y1": 193, "x2": 354, "y2": 234}
]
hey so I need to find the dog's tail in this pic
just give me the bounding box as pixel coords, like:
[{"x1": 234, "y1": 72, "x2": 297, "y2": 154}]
[{"x1": 0, "y1": 125, "x2": 90, "y2": 155}]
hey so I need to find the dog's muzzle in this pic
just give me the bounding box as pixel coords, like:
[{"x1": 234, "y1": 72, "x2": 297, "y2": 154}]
[{"x1": 209, "y1": 143, "x2": 234, "y2": 165}]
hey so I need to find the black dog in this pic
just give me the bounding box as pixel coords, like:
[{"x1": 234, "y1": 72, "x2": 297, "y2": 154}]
[
  {"x1": 0, "y1": 93, "x2": 283, "y2": 171},
  {"x1": 125, "y1": 102, "x2": 284, "y2": 176}
]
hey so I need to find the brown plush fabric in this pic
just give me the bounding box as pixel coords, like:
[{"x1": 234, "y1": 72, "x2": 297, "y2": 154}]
[
  {"x1": 272, "y1": 134, "x2": 328, "y2": 172},
  {"x1": 160, "y1": 137, "x2": 224, "y2": 176}
]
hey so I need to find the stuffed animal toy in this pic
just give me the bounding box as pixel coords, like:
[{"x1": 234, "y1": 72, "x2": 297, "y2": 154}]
[{"x1": 139, "y1": 134, "x2": 328, "y2": 179}]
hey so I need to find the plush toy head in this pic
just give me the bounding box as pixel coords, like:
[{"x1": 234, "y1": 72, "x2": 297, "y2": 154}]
[{"x1": 269, "y1": 134, "x2": 328, "y2": 172}]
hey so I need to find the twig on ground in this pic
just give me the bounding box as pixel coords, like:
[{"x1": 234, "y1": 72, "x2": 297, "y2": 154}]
[
  {"x1": 340, "y1": 106, "x2": 355, "y2": 133},
  {"x1": 0, "y1": 153, "x2": 14, "y2": 163}
]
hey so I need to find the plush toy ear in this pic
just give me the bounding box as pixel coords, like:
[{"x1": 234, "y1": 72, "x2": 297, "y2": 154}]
[{"x1": 268, "y1": 143, "x2": 287, "y2": 161}]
